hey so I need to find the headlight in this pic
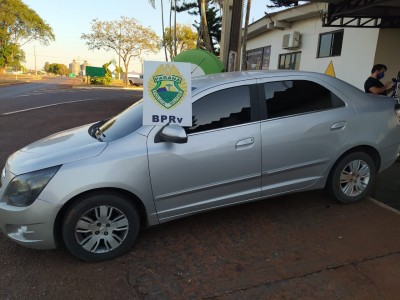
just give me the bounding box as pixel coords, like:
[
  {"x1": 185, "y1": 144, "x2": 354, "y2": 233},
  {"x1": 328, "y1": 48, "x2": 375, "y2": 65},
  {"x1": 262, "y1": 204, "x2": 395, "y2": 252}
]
[{"x1": 1, "y1": 166, "x2": 61, "y2": 207}]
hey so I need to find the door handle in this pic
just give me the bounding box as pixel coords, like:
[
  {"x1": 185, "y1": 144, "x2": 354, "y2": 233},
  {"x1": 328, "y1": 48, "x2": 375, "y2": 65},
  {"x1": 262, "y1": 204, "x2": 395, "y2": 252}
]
[
  {"x1": 331, "y1": 121, "x2": 346, "y2": 130},
  {"x1": 236, "y1": 138, "x2": 254, "y2": 149}
]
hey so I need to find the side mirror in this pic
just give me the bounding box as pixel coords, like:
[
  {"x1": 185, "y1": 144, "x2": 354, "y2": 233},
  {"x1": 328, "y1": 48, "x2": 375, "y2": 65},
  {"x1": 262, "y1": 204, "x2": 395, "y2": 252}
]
[{"x1": 155, "y1": 124, "x2": 188, "y2": 144}]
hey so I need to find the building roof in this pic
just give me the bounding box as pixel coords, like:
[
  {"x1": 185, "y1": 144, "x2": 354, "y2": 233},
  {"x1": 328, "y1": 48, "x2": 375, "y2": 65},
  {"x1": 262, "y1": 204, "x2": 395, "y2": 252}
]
[
  {"x1": 274, "y1": 0, "x2": 400, "y2": 28},
  {"x1": 248, "y1": 3, "x2": 324, "y2": 39},
  {"x1": 319, "y1": 0, "x2": 400, "y2": 28}
]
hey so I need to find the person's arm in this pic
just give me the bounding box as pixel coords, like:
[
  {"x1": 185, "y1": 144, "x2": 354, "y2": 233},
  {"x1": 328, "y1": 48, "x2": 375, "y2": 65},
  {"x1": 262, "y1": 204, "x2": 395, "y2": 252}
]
[{"x1": 369, "y1": 81, "x2": 394, "y2": 95}]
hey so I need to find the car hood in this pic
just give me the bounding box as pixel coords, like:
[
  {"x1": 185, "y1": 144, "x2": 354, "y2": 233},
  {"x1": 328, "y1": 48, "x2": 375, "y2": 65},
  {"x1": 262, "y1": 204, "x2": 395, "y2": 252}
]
[{"x1": 6, "y1": 124, "x2": 107, "y2": 175}]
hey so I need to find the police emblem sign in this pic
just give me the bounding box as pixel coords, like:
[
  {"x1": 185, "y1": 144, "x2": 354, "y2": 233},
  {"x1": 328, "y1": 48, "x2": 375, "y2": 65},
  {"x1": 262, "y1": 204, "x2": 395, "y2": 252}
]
[{"x1": 143, "y1": 61, "x2": 192, "y2": 126}]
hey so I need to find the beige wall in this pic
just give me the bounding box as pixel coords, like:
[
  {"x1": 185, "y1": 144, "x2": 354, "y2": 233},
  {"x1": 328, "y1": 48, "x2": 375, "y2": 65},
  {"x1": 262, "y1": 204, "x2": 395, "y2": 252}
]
[
  {"x1": 246, "y1": 14, "x2": 388, "y2": 90},
  {"x1": 374, "y1": 29, "x2": 400, "y2": 82}
]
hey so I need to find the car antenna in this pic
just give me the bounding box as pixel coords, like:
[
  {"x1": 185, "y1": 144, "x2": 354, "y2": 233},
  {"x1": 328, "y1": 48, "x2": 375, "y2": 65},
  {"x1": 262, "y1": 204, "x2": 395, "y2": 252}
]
[{"x1": 191, "y1": 58, "x2": 206, "y2": 75}]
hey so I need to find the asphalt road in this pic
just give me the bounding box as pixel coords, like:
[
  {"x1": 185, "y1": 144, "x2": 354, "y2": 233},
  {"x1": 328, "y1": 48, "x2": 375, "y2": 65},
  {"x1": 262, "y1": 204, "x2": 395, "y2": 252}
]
[
  {"x1": 0, "y1": 79, "x2": 399, "y2": 298},
  {"x1": 0, "y1": 77, "x2": 132, "y2": 115}
]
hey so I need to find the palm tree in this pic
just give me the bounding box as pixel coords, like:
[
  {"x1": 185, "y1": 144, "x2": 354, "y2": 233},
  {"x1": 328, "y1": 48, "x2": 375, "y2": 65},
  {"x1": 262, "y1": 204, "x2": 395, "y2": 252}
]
[
  {"x1": 199, "y1": 0, "x2": 213, "y2": 52},
  {"x1": 168, "y1": 0, "x2": 176, "y2": 58},
  {"x1": 148, "y1": 0, "x2": 169, "y2": 61}
]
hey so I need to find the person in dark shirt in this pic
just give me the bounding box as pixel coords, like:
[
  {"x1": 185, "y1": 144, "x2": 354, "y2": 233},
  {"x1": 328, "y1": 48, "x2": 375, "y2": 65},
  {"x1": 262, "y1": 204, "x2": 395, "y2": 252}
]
[{"x1": 364, "y1": 64, "x2": 394, "y2": 95}]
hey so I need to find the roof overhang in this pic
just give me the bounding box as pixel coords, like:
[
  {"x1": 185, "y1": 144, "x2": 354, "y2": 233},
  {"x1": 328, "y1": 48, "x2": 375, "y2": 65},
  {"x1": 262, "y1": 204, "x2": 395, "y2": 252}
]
[
  {"x1": 247, "y1": 3, "x2": 323, "y2": 39},
  {"x1": 247, "y1": 0, "x2": 400, "y2": 39},
  {"x1": 307, "y1": 0, "x2": 400, "y2": 28}
]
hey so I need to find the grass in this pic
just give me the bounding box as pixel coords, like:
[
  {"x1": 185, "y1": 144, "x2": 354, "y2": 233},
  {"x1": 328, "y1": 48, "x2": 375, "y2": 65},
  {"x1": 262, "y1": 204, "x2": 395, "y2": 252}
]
[{"x1": 0, "y1": 74, "x2": 42, "y2": 86}]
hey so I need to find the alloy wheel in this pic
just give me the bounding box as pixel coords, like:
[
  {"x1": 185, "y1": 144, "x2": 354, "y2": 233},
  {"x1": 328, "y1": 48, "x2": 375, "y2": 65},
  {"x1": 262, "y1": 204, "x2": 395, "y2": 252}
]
[
  {"x1": 75, "y1": 205, "x2": 129, "y2": 253},
  {"x1": 339, "y1": 159, "x2": 370, "y2": 197}
]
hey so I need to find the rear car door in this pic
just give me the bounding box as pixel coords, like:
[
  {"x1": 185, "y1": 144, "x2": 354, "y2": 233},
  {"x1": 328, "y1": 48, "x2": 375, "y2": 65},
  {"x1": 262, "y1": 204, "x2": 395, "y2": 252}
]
[
  {"x1": 257, "y1": 76, "x2": 357, "y2": 196},
  {"x1": 147, "y1": 81, "x2": 262, "y2": 222}
]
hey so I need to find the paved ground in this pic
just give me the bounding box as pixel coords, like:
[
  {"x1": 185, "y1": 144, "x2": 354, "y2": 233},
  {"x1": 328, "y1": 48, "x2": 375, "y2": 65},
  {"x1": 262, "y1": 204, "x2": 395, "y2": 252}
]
[
  {"x1": 0, "y1": 81, "x2": 400, "y2": 299},
  {"x1": 373, "y1": 161, "x2": 400, "y2": 211},
  {"x1": 0, "y1": 189, "x2": 399, "y2": 299}
]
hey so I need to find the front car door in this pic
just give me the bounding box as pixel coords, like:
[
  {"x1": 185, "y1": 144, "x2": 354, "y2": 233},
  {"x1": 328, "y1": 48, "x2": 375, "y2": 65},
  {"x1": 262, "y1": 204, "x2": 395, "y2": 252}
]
[
  {"x1": 257, "y1": 76, "x2": 357, "y2": 196},
  {"x1": 147, "y1": 81, "x2": 262, "y2": 222}
]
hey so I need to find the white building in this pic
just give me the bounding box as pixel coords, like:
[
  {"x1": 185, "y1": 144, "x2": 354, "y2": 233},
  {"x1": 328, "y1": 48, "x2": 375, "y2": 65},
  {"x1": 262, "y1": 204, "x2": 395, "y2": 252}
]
[{"x1": 245, "y1": 2, "x2": 400, "y2": 90}]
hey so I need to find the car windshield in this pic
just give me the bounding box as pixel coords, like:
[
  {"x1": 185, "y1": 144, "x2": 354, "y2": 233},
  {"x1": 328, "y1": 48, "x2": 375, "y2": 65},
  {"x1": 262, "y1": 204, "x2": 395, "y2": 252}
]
[{"x1": 95, "y1": 100, "x2": 143, "y2": 142}]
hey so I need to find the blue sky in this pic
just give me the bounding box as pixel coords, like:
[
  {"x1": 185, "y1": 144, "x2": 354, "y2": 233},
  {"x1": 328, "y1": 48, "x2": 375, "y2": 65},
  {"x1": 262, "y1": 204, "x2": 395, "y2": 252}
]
[{"x1": 21, "y1": 1, "x2": 274, "y2": 73}]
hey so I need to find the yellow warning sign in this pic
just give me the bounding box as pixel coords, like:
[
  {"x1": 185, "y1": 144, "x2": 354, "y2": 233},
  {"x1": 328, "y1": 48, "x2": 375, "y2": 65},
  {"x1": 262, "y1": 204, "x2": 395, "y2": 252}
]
[{"x1": 325, "y1": 60, "x2": 336, "y2": 77}]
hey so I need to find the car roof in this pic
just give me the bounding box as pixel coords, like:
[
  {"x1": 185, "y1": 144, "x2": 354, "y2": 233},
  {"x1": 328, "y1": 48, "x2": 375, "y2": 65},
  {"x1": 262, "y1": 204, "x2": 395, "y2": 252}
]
[{"x1": 191, "y1": 70, "x2": 344, "y2": 93}]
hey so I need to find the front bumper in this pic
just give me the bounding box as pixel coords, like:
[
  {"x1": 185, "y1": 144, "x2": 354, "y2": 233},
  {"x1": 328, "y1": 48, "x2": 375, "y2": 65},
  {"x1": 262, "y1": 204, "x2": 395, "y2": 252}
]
[{"x1": 0, "y1": 199, "x2": 60, "y2": 249}]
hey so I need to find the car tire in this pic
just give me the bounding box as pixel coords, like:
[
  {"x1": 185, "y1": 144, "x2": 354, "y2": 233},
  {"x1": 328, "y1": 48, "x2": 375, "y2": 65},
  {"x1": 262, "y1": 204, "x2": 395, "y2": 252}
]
[
  {"x1": 327, "y1": 152, "x2": 376, "y2": 204},
  {"x1": 62, "y1": 192, "x2": 140, "y2": 262}
]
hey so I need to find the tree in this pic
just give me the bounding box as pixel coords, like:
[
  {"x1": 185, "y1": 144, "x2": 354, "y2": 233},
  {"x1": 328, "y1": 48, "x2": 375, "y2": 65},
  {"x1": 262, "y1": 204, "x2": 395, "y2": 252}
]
[
  {"x1": 0, "y1": 42, "x2": 25, "y2": 71},
  {"x1": 0, "y1": 0, "x2": 55, "y2": 70},
  {"x1": 44, "y1": 62, "x2": 50, "y2": 73},
  {"x1": 48, "y1": 63, "x2": 68, "y2": 76},
  {"x1": 148, "y1": 0, "x2": 169, "y2": 61},
  {"x1": 267, "y1": 0, "x2": 298, "y2": 8},
  {"x1": 199, "y1": 0, "x2": 213, "y2": 52},
  {"x1": 81, "y1": 17, "x2": 160, "y2": 86},
  {"x1": 163, "y1": 24, "x2": 197, "y2": 60},
  {"x1": 175, "y1": 1, "x2": 221, "y2": 55}
]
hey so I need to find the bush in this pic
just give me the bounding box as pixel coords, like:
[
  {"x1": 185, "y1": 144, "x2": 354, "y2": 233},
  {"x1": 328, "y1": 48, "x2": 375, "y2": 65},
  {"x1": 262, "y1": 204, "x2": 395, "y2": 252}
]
[{"x1": 90, "y1": 75, "x2": 112, "y2": 85}]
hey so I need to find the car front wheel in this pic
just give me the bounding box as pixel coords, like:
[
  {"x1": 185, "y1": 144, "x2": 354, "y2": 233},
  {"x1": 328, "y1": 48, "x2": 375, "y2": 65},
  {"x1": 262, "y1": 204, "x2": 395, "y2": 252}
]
[
  {"x1": 327, "y1": 152, "x2": 376, "y2": 204},
  {"x1": 62, "y1": 193, "x2": 140, "y2": 262}
]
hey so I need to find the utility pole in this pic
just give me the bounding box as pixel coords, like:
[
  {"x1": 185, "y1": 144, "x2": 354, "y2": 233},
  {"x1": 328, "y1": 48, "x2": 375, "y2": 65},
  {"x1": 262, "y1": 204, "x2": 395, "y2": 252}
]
[
  {"x1": 241, "y1": 0, "x2": 252, "y2": 71},
  {"x1": 220, "y1": 0, "x2": 244, "y2": 71},
  {"x1": 227, "y1": 0, "x2": 244, "y2": 71},
  {"x1": 118, "y1": 22, "x2": 121, "y2": 80},
  {"x1": 34, "y1": 45, "x2": 37, "y2": 76}
]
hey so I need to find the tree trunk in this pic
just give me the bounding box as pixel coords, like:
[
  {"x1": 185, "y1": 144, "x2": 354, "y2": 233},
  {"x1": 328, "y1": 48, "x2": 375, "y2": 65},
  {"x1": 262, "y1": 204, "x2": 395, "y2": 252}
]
[
  {"x1": 169, "y1": 0, "x2": 173, "y2": 61},
  {"x1": 124, "y1": 60, "x2": 129, "y2": 86},
  {"x1": 199, "y1": 0, "x2": 213, "y2": 53},
  {"x1": 241, "y1": 0, "x2": 251, "y2": 71},
  {"x1": 174, "y1": 0, "x2": 177, "y2": 57},
  {"x1": 161, "y1": 0, "x2": 168, "y2": 61}
]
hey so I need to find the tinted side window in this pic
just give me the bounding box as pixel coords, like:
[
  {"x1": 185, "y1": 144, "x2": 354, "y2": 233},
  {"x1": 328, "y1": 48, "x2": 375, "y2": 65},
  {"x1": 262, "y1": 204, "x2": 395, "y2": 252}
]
[
  {"x1": 264, "y1": 80, "x2": 345, "y2": 119},
  {"x1": 186, "y1": 86, "x2": 251, "y2": 134}
]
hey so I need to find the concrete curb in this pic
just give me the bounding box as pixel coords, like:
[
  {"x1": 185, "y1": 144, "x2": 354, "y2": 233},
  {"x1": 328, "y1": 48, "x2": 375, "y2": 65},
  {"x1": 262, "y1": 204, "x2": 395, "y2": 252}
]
[
  {"x1": 369, "y1": 197, "x2": 400, "y2": 215},
  {"x1": 72, "y1": 85, "x2": 143, "y2": 91}
]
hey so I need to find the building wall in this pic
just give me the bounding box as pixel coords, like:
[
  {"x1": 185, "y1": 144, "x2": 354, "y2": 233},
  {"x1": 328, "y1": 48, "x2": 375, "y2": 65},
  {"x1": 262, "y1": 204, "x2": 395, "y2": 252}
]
[
  {"x1": 247, "y1": 15, "x2": 384, "y2": 90},
  {"x1": 374, "y1": 29, "x2": 400, "y2": 82}
]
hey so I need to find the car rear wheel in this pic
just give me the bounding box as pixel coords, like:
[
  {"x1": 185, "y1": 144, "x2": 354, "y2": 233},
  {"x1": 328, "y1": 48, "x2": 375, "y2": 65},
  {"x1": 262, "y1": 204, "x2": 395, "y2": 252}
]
[
  {"x1": 327, "y1": 152, "x2": 376, "y2": 204},
  {"x1": 62, "y1": 193, "x2": 140, "y2": 262}
]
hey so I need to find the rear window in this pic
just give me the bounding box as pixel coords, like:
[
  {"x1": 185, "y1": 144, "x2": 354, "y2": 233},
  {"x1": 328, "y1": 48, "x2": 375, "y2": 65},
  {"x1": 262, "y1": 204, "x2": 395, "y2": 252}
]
[{"x1": 263, "y1": 80, "x2": 345, "y2": 119}]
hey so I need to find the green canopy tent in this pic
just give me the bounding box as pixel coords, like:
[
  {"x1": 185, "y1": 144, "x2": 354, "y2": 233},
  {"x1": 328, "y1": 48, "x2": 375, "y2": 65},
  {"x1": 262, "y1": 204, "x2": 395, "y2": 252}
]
[{"x1": 172, "y1": 49, "x2": 225, "y2": 77}]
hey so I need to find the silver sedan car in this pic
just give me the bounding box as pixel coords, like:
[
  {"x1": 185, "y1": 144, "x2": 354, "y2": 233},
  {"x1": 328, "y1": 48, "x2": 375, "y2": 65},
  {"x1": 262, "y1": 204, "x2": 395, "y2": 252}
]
[{"x1": 1, "y1": 71, "x2": 400, "y2": 262}]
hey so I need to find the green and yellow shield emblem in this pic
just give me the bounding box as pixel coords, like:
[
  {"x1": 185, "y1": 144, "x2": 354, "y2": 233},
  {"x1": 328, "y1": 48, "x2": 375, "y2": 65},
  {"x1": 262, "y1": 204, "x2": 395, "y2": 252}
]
[{"x1": 147, "y1": 64, "x2": 188, "y2": 109}]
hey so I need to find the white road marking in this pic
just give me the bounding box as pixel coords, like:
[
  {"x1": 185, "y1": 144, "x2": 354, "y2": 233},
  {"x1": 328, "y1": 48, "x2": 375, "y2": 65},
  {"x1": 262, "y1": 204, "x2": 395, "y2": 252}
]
[
  {"x1": 1, "y1": 97, "x2": 120, "y2": 115},
  {"x1": 14, "y1": 89, "x2": 89, "y2": 98}
]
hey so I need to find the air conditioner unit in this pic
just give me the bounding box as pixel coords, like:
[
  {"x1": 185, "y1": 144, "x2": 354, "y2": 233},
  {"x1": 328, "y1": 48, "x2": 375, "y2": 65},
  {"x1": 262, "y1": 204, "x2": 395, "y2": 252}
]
[{"x1": 282, "y1": 31, "x2": 301, "y2": 49}]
